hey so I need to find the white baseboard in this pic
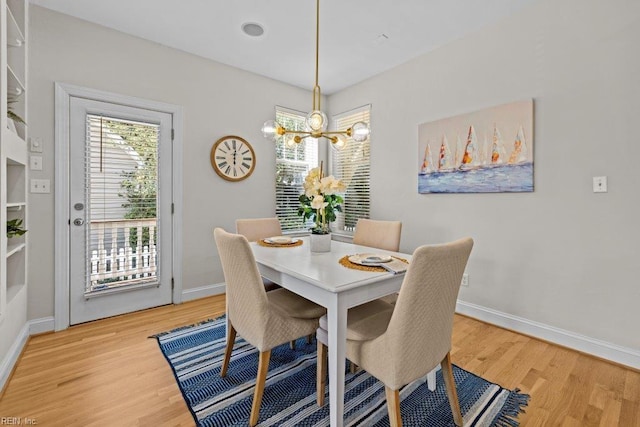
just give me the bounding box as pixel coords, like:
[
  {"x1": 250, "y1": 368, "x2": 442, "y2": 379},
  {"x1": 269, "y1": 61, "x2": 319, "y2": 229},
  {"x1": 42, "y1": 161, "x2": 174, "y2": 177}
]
[
  {"x1": 181, "y1": 283, "x2": 226, "y2": 302},
  {"x1": 29, "y1": 317, "x2": 55, "y2": 335},
  {"x1": 456, "y1": 300, "x2": 640, "y2": 370},
  {"x1": 0, "y1": 323, "x2": 30, "y2": 392},
  {"x1": 1, "y1": 317, "x2": 56, "y2": 392}
]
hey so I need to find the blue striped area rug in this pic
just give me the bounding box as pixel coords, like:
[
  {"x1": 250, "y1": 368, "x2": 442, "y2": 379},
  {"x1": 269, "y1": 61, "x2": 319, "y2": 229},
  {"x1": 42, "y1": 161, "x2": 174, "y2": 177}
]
[{"x1": 153, "y1": 316, "x2": 529, "y2": 427}]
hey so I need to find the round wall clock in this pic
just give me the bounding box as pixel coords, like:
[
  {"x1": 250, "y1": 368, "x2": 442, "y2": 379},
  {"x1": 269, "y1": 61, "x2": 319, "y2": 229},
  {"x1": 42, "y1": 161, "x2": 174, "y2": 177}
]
[{"x1": 210, "y1": 135, "x2": 256, "y2": 182}]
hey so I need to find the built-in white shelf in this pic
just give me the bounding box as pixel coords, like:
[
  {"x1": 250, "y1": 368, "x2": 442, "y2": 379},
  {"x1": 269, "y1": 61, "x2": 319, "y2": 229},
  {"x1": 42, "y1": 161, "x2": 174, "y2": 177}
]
[
  {"x1": 7, "y1": 64, "x2": 25, "y2": 94},
  {"x1": 6, "y1": 4, "x2": 25, "y2": 45},
  {"x1": 7, "y1": 280, "x2": 25, "y2": 304},
  {"x1": 2, "y1": 0, "x2": 29, "y2": 324},
  {"x1": 6, "y1": 202, "x2": 25, "y2": 210},
  {"x1": 6, "y1": 242, "x2": 25, "y2": 258}
]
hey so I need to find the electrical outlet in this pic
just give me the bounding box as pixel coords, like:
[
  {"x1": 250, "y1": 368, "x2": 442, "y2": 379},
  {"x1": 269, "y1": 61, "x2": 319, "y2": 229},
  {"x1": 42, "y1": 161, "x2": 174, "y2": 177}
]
[
  {"x1": 461, "y1": 273, "x2": 469, "y2": 287},
  {"x1": 30, "y1": 179, "x2": 50, "y2": 193},
  {"x1": 30, "y1": 155, "x2": 43, "y2": 170}
]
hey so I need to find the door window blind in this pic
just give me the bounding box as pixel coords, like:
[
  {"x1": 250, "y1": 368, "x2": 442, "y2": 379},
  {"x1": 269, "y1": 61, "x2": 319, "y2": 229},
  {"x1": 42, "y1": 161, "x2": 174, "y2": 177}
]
[
  {"x1": 86, "y1": 115, "x2": 159, "y2": 290},
  {"x1": 330, "y1": 105, "x2": 371, "y2": 233},
  {"x1": 275, "y1": 107, "x2": 318, "y2": 232}
]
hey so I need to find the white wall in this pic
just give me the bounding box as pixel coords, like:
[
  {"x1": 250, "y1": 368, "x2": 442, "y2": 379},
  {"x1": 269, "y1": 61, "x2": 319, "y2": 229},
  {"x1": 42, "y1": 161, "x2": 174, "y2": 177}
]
[
  {"x1": 328, "y1": 0, "x2": 640, "y2": 351},
  {"x1": 27, "y1": 6, "x2": 311, "y2": 319}
]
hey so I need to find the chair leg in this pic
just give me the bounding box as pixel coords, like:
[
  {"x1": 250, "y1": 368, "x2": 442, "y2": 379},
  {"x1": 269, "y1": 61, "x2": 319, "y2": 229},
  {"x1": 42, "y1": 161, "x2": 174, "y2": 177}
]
[
  {"x1": 220, "y1": 323, "x2": 237, "y2": 377},
  {"x1": 317, "y1": 341, "x2": 327, "y2": 406},
  {"x1": 384, "y1": 386, "x2": 402, "y2": 427},
  {"x1": 250, "y1": 350, "x2": 272, "y2": 427},
  {"x1": 441, "y1": 352, "x2": 463, "y2": 427},
  {"x1": 290, "y1": 340, "x2": 296, "y2": 350},
  {"x1": 307, "y1": 334, "x2": 313, "y2": 344}
]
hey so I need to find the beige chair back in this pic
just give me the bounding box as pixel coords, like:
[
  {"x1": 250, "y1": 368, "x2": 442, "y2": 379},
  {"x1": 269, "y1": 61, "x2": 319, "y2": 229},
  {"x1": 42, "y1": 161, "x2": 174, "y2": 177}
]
[
  {"x1": 353, "y1": 219, "x2": 402, "y2": 252},
  {"x1": 352, "y1": 238, "x2": 473, "y2": 389},
  {"x1": 236, "y1": 217, "x2": 282, "y2": 242},
  {"x1": 214, "y1": 228, "x2": 270, "y2": 346}
]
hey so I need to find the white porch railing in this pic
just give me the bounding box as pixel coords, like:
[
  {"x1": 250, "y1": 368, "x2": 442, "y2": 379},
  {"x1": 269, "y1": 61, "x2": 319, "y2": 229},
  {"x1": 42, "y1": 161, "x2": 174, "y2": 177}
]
[{"x1": 89, "y1": 218, "x2": 157, "y2": 291}]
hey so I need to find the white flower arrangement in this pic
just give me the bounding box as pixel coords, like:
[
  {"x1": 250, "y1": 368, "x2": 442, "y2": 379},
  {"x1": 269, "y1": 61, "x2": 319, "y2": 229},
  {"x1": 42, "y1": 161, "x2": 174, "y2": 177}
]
[{"x1": 298, "y1": 166, "x2": 346, "y2": 234}]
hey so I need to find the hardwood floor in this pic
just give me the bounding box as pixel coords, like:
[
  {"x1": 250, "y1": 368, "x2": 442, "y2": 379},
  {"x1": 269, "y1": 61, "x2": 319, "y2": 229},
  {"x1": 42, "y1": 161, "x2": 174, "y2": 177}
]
[{"x1": 0, "y1": 294, "x2": 638, "y2": 426}]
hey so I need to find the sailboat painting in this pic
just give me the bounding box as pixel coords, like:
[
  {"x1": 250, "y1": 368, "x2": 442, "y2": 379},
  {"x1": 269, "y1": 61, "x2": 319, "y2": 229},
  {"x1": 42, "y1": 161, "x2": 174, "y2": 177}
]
[{"x1": 418, "y1": 99, "x2": 533, "y2": 193}]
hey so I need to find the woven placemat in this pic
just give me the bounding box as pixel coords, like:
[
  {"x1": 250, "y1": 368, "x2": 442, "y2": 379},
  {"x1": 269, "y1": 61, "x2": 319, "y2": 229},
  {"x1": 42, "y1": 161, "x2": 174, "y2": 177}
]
[
  {"x1": 257, "y1": 239, "x2": 304, "y2": 248},
  {"x1": 339, "y1": 255, "x2": 408, "y2": 272}
]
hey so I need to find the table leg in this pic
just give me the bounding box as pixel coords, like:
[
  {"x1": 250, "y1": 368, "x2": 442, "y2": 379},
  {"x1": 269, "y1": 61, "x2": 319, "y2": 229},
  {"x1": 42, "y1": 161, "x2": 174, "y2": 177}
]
[
  {"x1": 427, "y1": 369, "x2": 436, "y2": 391},
  {"x1": 327, "y1": 297, "x2": 347, "y2": 427}
]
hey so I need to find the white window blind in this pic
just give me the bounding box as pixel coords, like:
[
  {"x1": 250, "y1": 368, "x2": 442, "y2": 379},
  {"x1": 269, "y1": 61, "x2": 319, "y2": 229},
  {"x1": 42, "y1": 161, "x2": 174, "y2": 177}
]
[
  {"x1": 330, "y1": 105, "x2": 371, "y2": 233},
  {"x1": 85, "y1": 115, "x2": 159, "y2": 290},
  {"x1": 275, "y1": 107, "x2": 318, "y2": 232}
]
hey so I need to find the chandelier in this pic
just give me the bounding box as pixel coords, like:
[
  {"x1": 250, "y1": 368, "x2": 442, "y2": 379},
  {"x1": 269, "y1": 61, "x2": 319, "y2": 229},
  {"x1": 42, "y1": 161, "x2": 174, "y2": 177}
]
[{"x1": 261, "y1": 0, "x2": 370, "y2": 151}]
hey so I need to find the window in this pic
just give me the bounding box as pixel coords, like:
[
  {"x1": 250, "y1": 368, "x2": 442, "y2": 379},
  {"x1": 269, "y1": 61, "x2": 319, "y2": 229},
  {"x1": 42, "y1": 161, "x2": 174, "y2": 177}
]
[
  {"x1": 275, "y1": 107, "x2": 318, "y2": 232},
  {"x1": 330, "y1": 105, "x2": 371, "y2": 233}
]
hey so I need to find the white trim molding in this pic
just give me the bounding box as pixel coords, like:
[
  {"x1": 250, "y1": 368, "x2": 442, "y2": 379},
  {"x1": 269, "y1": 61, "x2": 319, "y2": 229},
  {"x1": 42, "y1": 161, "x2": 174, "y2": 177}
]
[
  {"x1": 28, "y1": 317, "x2": 55, "y2": 335},
  {"x1": 0, "y1": 323, "x2": 30, "y2": 392},
  {"x1": 456, "y1": 300, "x2": 640, "y2": 370},
  {"x1": 54, "y1": 82, "x2": 184, "y2": 330},
  {"x1": 181, "y1": 283, "x2": 226, "y2": 303},
  {"x1": 0, "y1": 317, "x2": 55, "y2": 391}
]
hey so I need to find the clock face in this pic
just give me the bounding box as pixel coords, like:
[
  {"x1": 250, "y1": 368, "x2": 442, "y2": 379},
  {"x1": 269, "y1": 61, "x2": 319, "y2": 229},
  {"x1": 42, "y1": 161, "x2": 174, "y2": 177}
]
[{"x1": 210, "y1": 136, "x2": 256, "y2": 182}]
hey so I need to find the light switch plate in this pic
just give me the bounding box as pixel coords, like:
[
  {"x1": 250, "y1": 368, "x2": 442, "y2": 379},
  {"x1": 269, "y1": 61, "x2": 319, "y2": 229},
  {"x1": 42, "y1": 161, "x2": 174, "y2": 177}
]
[
  {"x1": 593, "y1": 176, "x2": 607, "y2": 193},
  {"x1": 30, "y1": 137, "x2": 43, "y2": 153}
]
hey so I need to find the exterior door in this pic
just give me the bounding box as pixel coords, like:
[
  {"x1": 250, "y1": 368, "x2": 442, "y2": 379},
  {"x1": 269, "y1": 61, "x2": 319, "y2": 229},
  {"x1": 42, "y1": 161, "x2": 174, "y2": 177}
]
[{"x1": 69, "y1": 97, "x2": 173, "y2": 324}]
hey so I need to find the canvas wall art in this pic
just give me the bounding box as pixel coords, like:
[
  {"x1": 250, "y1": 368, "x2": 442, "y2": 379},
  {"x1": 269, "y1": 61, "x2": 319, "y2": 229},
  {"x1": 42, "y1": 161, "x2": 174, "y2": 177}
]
[{"x1": 417, "y1": 99, "x2": 533, "y2": 193}]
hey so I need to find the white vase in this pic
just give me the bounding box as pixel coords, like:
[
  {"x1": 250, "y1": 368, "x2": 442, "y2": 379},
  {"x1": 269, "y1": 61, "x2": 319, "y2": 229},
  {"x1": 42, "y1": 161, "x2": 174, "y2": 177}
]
[{"x1": 309, "y1": 233, "x2": 331, "y2": 253}]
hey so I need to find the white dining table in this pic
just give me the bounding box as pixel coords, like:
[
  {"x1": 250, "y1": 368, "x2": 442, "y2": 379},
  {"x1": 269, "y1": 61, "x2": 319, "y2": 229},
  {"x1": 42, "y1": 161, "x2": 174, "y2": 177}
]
[{"x1": 250, "y1": 236, "x2": 436, "y2": 427}]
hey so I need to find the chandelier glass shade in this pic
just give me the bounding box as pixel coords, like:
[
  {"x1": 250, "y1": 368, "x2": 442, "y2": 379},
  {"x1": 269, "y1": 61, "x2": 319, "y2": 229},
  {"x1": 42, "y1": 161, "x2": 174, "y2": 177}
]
[{"x1": 261, "y1": 0, "x2": 370, "y2": 150}]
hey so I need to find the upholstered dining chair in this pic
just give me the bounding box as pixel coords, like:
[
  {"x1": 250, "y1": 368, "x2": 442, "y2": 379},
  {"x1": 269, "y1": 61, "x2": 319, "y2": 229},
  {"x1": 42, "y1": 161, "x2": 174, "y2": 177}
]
[
  {"x1": 353, "y1": 218, "x2": 403, "y2": 305},
  {"x1": 236, "y1": 217, "x2": 282, "y2": 243},
  {"x1": 214, "y1": 228, "x2": 326, "y2": 426},
  {"x1": 236, "y1": 217, "x2": 283, "y2": 292},
  {"x1": 317, "y1": 237, "x2": 474, "y2": 427},
  {"x1": 352, "y1": 218, "x2": 402, "y2": 252}
]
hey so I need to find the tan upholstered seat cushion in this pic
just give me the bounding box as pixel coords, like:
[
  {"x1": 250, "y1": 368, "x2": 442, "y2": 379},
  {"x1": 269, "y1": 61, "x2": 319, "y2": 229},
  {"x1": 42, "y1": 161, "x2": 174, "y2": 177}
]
[
  {"x1": 268, "y1": 288, "x2": 327, "y2": 319},
  {"x1": 318, "y1": 299, "x2": 394, "y2": 341}
]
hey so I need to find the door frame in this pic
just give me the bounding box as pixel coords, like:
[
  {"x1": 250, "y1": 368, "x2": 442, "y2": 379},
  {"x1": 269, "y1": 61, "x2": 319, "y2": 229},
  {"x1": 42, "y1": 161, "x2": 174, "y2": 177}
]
[{"x1": 54, "y1": 83, "x2": 184, "y2": 331}]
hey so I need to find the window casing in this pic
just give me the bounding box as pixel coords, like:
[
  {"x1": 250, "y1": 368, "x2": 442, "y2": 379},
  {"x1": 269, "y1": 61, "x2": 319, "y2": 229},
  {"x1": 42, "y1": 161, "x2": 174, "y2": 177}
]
[
  {"x1": 275, "y1": 107, "x2": 318, "y2": 232},
  {"x1": 330, "y1": 105, "x2": 371, "y2": 234}
]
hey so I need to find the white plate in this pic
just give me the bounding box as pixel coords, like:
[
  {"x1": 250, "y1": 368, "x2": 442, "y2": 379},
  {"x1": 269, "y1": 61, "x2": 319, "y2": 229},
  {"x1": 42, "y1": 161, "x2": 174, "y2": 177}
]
[
  {"x1": 348, "y1": 253, "x2": 393, "y2": 266},
  {"x1": 265, "y1": 236, "x2": 296, "y2": 244}
]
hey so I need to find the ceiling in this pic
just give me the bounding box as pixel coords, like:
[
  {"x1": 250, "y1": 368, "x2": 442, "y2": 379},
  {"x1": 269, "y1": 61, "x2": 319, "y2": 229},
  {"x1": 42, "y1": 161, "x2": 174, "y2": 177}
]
[{"x1": 31, "y1": 0, "x2": 535, "y2": 94}]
